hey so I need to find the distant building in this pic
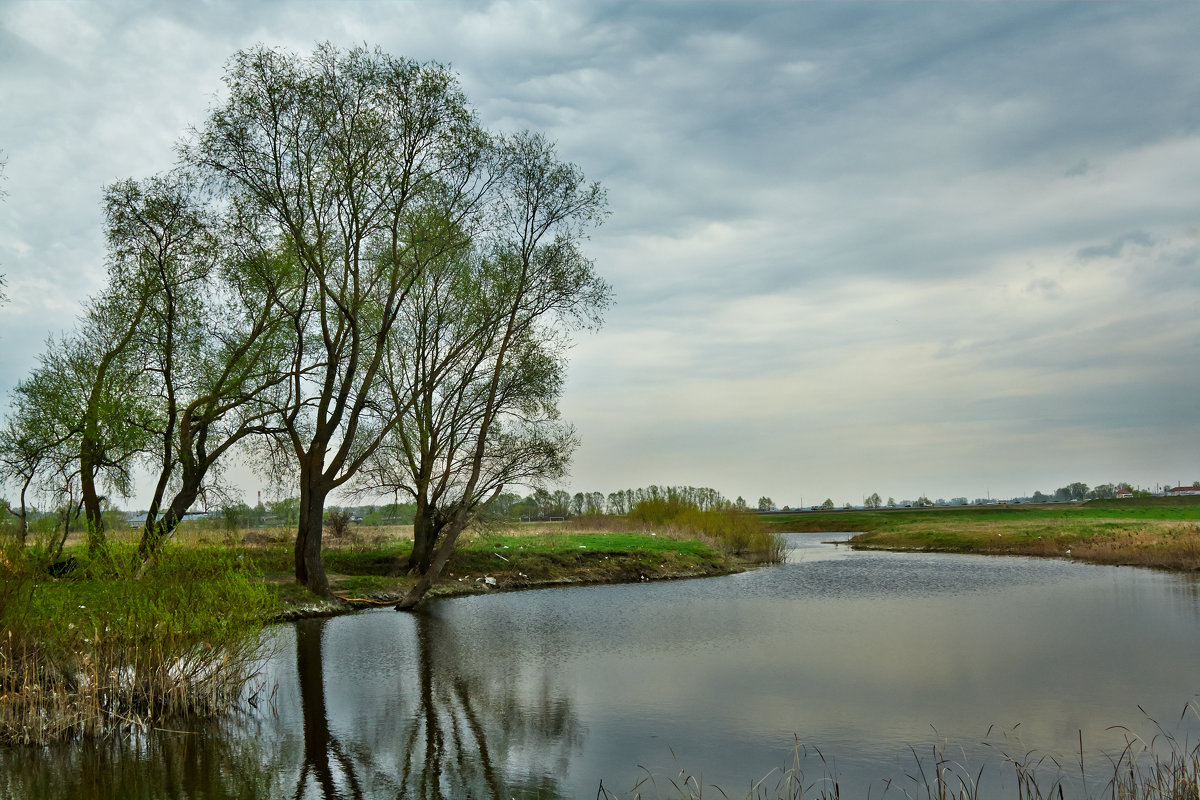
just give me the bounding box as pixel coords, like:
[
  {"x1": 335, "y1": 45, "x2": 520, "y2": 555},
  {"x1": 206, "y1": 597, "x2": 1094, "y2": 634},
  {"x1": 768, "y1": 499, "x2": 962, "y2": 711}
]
[
  {"x1": 127, "y1": 510, "x2": 209, "y2": 528},
  {"x1": 1166, "y1": 486, "x2": 1200, "y2": 497},
  {"x1": 1115, "y1": 489, "x2": 1133, "y2": 499}
]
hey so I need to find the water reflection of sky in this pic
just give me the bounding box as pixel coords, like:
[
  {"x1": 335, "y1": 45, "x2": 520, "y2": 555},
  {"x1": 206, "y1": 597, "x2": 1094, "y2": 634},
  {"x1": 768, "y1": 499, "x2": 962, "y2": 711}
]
[
  {"x1": 7, "y1": 535, "x2": 1200, "y2": 799},
  {"x1": 271, "y1": 535, "x2": 1200, "y2": 798}
]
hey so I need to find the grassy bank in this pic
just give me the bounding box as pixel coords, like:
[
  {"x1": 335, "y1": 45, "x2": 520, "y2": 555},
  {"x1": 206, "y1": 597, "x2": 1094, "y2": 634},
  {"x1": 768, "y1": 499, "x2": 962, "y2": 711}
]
[
  {"x1": 0, "y1": 540, "x2": 270, "y2": 745},
  {"x1": 252, "y1": 522, "x2": 744, "y2": 614},
  {"x1": 1, "y1": 521, "x2": 745, "y2": 744},
  {"x1": 764, "y1": 497, "x2": 1200, "y2": 571}
]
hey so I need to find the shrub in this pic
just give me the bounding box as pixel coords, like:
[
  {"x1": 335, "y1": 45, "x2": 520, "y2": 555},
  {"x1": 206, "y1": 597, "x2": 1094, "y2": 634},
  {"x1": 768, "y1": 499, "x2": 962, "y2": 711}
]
[
  {"x1": 628, "y1": 498, "x2": 785, "y2": 563},
  {"x1": 325, "y1": 509, "x2": 352, "y2": 539}
]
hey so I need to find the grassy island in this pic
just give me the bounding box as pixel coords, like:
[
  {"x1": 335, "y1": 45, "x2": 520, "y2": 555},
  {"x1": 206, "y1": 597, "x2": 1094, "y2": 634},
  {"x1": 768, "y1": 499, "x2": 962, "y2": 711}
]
[{"x1": 764, "y1": 496, "x2": 1200, "y2": 571}]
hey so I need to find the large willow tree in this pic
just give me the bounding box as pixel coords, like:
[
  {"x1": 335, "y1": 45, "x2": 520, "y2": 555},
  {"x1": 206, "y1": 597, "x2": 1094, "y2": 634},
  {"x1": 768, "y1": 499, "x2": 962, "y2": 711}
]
[{"x1": 186, "y1": 44, "x2": 493, "y2": 594}]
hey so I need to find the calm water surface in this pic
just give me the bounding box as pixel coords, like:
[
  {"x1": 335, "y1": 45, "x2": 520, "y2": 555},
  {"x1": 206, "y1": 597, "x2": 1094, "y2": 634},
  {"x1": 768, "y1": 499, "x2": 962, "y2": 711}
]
[{"x1": 6, "y1": 534, "x2": 1200, "y2": 798}]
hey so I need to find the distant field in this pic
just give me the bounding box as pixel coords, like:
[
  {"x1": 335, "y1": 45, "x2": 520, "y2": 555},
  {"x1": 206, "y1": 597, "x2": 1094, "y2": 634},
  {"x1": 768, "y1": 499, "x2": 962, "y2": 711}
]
[{"x1": 762, "y1": 497, "x2": 1200, "y2": 571}]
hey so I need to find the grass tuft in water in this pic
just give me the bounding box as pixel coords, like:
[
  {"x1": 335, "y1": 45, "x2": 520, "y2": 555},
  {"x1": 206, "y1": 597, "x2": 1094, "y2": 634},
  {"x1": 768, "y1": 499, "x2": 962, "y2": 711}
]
[{"x1": 598, "y1": 707, "x2": 1200, "y2": 800}]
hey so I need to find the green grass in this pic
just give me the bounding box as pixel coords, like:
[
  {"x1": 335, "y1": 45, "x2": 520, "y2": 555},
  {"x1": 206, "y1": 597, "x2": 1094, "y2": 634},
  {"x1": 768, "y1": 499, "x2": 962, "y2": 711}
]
[
  {"x1": 766, "y1": 498, "x2": 1200, "y2": 531},
  {"x1": 761, "y1": 499, "x2": 1200, "y2": 571},
  {"x1": 465, "y1": 531, "x2": 718, "y2": 558},
  {"x1": 1, "y1": 540, "x2": 271, "y2": 745},
  {"x1": 237, "y1": 527, "x2": 736, "y2": 608}
]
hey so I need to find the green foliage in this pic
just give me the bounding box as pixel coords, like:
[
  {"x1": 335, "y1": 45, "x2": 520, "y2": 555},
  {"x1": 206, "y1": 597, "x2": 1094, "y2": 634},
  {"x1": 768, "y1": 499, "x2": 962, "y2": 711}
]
[
  {"x1": 628, "y1": 496, "x2": 702, "y2": 526},
  {"x1": 361, "y1": 502, "x2": 416, "y2": 526},
  {"x1": 267, "y1": 497, "x2": 300, "y2": 526},
  {"x1": 222, "y1": 503, "x2": 247, "y2": 532}
]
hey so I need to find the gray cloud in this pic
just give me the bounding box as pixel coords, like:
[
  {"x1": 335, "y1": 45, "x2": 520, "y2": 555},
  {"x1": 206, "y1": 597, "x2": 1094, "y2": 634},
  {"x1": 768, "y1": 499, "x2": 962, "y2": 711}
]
[
  {"x1": 1077, "y1": 231, "x2": 1155, "y2": 261},
  {"x1": 1, "y1": 1, "x2": 1198, "y2": 506}
]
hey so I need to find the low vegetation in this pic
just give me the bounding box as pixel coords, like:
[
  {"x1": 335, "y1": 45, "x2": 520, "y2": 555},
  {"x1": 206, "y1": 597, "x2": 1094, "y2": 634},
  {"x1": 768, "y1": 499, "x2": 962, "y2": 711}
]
[
  {"x1": 623, "y1": 496, "x2": 787, "y2": 563},
  {"x1": 0, "y1": 537, "x2": 270, "y2": 746},
  {"x1": 764, "y1": 497, "x2": 1200, "y2": 571}
]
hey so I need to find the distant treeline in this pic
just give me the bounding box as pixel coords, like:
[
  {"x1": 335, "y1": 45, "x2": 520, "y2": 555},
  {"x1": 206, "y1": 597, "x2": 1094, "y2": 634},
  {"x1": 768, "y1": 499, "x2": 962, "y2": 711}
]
[
  {"x1": 489, "y1": 484, "x2": 732, "y2": 521},
  {"x1": 1029, "y1": 481, "x2": 1175, "y2": 503},
  {"x1": 229, "y1": 485, "x2": 734, "y2": 527},
  {"x1": 0, "y1": 485, "x2": 739, "y2": 535}
]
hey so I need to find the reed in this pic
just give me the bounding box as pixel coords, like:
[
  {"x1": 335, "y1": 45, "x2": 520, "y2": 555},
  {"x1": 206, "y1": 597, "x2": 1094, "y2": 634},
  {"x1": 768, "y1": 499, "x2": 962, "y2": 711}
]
[
  {"x1": 0, "y1": 538, "x2": 271, "y2": 746},
  {"x1": 597, "y1": 707, "x2": 1200, "y2": 800}
]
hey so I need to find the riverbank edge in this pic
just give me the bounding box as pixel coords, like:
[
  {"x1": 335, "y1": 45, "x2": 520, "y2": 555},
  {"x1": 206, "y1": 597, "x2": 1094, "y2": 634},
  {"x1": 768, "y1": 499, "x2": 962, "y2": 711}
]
[
  {"x1": 269, "y1": 561, "x2": 748, "y2": 622},
  {"x1": 845, "y1": 538, "x2": 1200, "y2": 573}
]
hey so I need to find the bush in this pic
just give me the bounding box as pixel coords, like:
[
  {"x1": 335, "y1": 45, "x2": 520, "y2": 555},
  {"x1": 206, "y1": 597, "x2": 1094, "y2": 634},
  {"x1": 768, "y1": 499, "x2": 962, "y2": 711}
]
[
  {"x1": 628, "y1": 498, "x2": 785, "y2": 563},
  {"x1": 325, "y1": 509, "x2": 352, "y2": 539}
]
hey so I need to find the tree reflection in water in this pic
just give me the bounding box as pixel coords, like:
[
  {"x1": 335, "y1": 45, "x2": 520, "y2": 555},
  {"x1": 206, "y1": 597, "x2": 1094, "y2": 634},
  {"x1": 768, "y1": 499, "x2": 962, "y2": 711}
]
[
  {"x1": 291, "y1": 611, "x2": 582, "y2": 799},
  {"x1": 294, "y1": 618, "x2": 366, "y2": 799},
  {"x1": 0, "y1": 719, "x2": 282, "y2": 799},
  {"x1": 1, "y1": 611, "x2": 580, "y2": 800}
]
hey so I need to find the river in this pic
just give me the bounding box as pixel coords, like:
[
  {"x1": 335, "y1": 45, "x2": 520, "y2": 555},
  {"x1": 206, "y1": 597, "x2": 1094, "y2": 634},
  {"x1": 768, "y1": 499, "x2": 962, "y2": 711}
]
[{"x1": 5, "y1": 533, "x2": 1200, "y2": 798}]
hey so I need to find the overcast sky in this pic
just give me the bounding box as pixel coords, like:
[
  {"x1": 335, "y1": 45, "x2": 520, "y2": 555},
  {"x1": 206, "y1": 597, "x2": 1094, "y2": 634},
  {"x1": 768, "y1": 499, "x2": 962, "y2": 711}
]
[{"x1": 1, "y1": 1, "x2": 1198, "y2": 509}]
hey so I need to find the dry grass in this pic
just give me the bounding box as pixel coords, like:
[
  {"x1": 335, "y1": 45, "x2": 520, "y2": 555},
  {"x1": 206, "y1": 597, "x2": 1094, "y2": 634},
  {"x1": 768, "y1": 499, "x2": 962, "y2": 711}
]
[
  {"x1": 852, "y1": 519, "x2": 1200, "y2": 572},
  {"x1": 574, "y1": 504, "x2": 787, "y2": 564}
]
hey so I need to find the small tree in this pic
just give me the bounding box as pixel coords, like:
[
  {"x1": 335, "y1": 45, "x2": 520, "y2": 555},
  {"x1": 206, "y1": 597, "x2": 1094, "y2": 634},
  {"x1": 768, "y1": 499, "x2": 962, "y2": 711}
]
[
  {"x1": 0, "y1": 412, "x2": 62, "y2": 541},
  {"x1": 17, "y1": 306, "x2": 155, "y2": 554},
  {"x1": 821, "y1": 498, "x2": 834, "y2": 509},
  {"x1": 865, "y1": 492, "x2": 882, "y2": 509},
  {"x1": 757, "y1": 496, "x2": 775, "y2": 512}
]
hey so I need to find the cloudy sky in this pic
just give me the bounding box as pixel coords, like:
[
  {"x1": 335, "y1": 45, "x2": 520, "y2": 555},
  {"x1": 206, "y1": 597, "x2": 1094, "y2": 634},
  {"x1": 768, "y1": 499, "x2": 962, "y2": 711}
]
[{"x1": 1, "y1": 1, "x2": 1198, "y2": 508}]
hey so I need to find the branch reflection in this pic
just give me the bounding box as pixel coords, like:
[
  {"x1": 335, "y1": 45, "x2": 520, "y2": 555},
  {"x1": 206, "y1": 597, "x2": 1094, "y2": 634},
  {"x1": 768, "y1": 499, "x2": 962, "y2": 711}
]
[{"x1": 291, "y1": 610, "x2": 581, "y2": 799}]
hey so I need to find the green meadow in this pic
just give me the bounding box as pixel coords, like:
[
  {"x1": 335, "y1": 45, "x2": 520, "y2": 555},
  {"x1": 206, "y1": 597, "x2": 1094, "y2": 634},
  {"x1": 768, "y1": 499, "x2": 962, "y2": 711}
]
[{"x1": 765, "y1": 497, "x2": 1200, "y2": 571}]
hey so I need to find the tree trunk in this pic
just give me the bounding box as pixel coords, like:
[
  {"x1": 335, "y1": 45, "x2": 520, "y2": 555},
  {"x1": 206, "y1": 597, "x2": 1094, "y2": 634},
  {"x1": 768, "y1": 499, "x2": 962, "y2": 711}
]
[
  {"x1": 139, "y1": 493, "x2": 190, "y2": 560},
  {"x1": 11, "y1": 477, "x2": 32, "y2": 543},
  {"x1": 396, "y1": 520, "x2": 466, "y2": 610},
  {"x1": 408, "y1": 501, "x2": 437, "y2": 575},
  {"x1": 79, "y1": 448, "x2": 105, "y2": 556},
  {"x1": 135, "y1": 488, "x2": 201, "y2": 578},
  {"x1": 295, "y1": 469, "x2": 331, "y2": 596},
  {"x1": 9, "y1": 501, "x2": 28, "y2": 545}
]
